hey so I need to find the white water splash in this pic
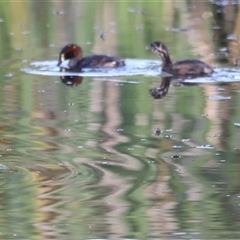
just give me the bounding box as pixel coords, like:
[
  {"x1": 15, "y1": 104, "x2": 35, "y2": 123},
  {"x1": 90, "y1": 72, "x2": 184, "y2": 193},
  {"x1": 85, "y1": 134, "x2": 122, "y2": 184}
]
[{"x1": 22, "y1": 58, "x2": 240, "y2": 84}]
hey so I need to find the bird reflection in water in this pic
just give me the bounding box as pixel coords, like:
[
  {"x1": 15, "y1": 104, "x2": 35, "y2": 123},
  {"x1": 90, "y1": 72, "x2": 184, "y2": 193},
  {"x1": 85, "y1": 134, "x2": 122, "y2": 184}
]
[
  {"x1": 59, "y1": 67, "x2": 83, "y2": 87},
  {"x1": 149, "y1": 76, "x2": 203, "y2": 99},
  {"x1": 60, "y1": 75, "x2": 83, "y2": 87},
  {"x1": 149, "y1": 76, "x2": 172, "y2": 99}
]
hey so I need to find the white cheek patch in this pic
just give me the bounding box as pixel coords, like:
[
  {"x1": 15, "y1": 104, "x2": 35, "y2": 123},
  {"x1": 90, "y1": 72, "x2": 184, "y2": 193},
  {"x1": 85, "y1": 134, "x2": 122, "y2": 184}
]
[{"x1": 61, "y1": 54, "x2": 65, "y2": 62}]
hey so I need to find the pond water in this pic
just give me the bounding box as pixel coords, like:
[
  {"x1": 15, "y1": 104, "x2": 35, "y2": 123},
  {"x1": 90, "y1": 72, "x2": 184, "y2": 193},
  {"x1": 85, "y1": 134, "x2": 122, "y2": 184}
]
[{"x1": 1, "y1": 1, "x2": 240, "y2": 239}]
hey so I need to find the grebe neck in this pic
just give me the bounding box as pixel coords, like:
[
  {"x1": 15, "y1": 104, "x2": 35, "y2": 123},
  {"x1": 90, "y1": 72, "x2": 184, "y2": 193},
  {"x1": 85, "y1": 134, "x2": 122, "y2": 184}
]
[{"x1": 159, "y1": 50, "x2": 172, "y2": 68}]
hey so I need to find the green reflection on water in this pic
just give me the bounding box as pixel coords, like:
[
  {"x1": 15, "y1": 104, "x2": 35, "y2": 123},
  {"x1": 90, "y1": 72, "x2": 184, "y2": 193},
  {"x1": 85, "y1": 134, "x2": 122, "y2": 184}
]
[{"x1": 0, "y1": 0, "x2": 240, "y2": 239}]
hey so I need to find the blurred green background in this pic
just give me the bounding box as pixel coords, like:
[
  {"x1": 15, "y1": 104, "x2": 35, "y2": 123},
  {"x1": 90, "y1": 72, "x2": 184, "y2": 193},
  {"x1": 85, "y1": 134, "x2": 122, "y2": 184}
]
[{"x1": 0, "y1": 1, "x2": 240, "y2": 239}]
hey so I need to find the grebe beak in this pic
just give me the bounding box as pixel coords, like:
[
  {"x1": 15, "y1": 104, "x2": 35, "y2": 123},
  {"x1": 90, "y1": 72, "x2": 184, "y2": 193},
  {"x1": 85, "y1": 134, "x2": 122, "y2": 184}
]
[{"x1": 57, "y1": 53, "x2": 67, "y2": 66}]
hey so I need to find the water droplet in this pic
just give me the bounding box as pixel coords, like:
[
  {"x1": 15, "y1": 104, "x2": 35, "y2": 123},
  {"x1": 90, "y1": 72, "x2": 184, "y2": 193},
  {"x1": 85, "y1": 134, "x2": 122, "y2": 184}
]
[
  {"x1": 52, "y1": 10, "x2": 65, "y2": 15},
  {"x1": 208, "y1": 95, "x2": 231, "y2": 100},
  {"x1": 5, "y1": 73, "x2": 13, "y2": 78},
  {"x1": 117, "y1": 128, "x2": 123, "y2": 132},
  {"x1": 0, "y1": 164, "x2": 8, "y2": 170},
  {"x1": 165, "y1": 135, "x2": 172, "y2": 138},
  {"x1": 172, "y1": 145, "x2": 181, "y2": 149},
  {"x1": 212, "y1": 134, "x2": 221, "y2": 137},
  {"x1": 196, "y1": 144, "x2": 214, "y2": 149},
  {"x1": 227, "y1": 34, "x2": 237, "y2": 40}
]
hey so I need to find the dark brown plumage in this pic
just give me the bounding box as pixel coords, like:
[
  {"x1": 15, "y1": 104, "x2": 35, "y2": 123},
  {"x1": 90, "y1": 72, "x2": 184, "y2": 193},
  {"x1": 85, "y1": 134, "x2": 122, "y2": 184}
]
[
  {"x1": 148, "y1": 41, "x2": 213, "y2": 76},
  {"x1": 57, "y1": 44, "x2": 125, "y2": 71}
]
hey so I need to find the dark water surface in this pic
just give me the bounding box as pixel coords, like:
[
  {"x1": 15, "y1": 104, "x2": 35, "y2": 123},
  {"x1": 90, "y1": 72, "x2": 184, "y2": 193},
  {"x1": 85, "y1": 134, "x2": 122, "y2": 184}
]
[{"x1": 1, "y1": 1, "x2": 240, "y2": 239}]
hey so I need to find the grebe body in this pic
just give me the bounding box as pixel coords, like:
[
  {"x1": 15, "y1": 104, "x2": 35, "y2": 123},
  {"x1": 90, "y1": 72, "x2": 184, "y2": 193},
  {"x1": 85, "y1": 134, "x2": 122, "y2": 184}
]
[
  {"x1": 148, "y1": 41, "x2": 213, "y2": 76},
  {"x1": 58, "y1": 44, "x2": 125, "y2": 70}
]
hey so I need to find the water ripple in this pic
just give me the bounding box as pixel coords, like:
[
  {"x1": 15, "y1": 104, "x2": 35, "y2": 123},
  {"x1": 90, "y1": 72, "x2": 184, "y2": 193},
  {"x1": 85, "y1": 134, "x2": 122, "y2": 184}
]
[{"x1": 22, "y1": 59, "x2": 240, "y2": 84}]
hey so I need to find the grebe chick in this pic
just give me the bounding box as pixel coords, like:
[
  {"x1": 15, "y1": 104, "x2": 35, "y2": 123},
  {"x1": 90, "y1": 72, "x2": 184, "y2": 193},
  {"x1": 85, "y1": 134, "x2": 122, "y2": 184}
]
[
  {"x1": 148, "y1": 41, "x2": 213, "y2": 76},
  {"x1": 57, "y1": 44, "x2": 125, "y2": 70}
]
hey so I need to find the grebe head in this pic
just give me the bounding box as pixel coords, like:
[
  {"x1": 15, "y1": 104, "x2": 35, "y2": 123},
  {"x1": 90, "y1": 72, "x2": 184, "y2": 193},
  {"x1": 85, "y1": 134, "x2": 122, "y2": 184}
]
[
  {"x1": 148, "y1": 41, "x2": 166, "y2": 52},
  {"x1": 148, "y1": 41, "x2": 172, "y2": 65},
  {"x1": 58, "y1": 44, "x2": 83, "y2": 66}
]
